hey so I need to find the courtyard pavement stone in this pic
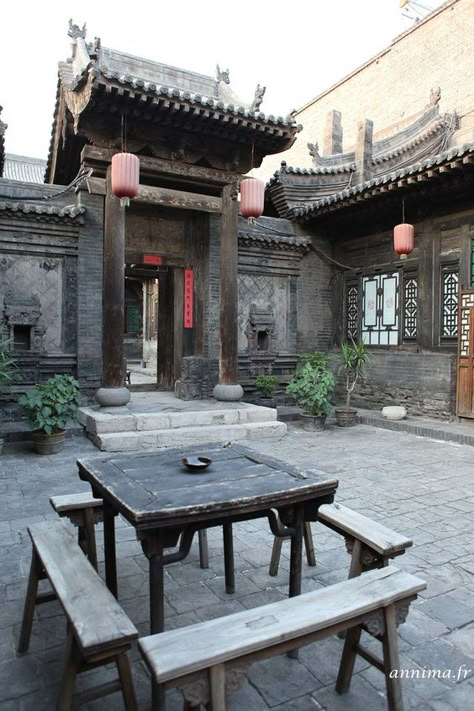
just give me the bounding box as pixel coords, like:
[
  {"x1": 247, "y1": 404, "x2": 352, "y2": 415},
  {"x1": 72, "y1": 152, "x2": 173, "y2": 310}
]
[{"x1": 0, "y1": 420, "x2": 473, "y2": 709}]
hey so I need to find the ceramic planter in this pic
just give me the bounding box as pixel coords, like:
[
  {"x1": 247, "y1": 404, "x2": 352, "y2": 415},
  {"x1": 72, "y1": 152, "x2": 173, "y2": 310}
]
[
  {"x1": 301, "y1": 413, "x2": 327, "y2": 431},
  {"x1": 334, "y1": 408, "x2": 358, "y2": 427},
  {"x1": 32, "y1": 429, "x2": 66, "y2": 455}
]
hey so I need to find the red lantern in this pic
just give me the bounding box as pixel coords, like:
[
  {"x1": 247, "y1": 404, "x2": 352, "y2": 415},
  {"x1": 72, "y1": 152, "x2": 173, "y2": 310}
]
[
  {"x1": 394, "y1": 223, "x2": 414, "y2": 259},
  {"x1": 111, "y1": 153, "x2": 140, "y2": 207},
  {"x1": 240, "y1": 178, "x2": 265, "y2": 221}
]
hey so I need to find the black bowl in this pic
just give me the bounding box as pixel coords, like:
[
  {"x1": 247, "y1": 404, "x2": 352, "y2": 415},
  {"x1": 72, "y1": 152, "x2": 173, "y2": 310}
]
[{"x1": 181, "y1": 456, "x2": 212, "y2": 472}]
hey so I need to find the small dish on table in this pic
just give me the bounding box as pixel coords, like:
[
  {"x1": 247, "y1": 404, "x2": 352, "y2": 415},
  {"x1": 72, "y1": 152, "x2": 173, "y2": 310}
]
[{"x1": 181, "y1": 456, "x2": 212, "y2": 473}]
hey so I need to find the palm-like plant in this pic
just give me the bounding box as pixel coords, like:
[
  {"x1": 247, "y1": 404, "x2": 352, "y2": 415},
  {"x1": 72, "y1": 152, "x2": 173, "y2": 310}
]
[{"x1": 339, "y1": 339, "x2": 370, "y2": 409}]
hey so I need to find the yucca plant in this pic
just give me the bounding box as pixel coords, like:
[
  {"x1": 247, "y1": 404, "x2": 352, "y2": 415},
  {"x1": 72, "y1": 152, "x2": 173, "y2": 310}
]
[{"x1": 339, "y1": 339, "x2": 370, "y2": 409}]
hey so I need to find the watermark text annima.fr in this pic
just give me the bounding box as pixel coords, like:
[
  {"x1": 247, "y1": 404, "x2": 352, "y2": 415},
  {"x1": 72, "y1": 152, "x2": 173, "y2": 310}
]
[{"x1": 390, "y1": 664, "x2": 471, "y2": 683}]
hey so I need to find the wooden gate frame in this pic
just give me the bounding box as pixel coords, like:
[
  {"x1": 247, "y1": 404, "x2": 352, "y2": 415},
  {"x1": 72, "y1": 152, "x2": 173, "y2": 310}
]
[{"x1": 456, "y1": 287, "x2": 474, "y2": 418}]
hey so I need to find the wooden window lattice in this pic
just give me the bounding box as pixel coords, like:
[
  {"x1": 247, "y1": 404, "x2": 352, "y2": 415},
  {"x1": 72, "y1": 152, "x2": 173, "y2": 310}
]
[
  {"x1": 441, "y1": 269, "x2": 459, "y2": 338},
  {"x1": 403, "y1": 276, "x2": 418, "y2": 340},
  {"x1": 459, "y1": 291, "x2": 474, "y2": 356},
  {"x1": 346, "y1": 283, "x2": 359, "y2": 339},
  {"x1": 362, "y1": 272, "x2": 399, "y2": 346}
]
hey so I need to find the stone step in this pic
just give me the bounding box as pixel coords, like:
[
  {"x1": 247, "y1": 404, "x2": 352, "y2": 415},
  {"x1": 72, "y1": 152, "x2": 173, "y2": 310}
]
[
  {"x1": 78, "y1": 404, "x2": 277, "y2": 435},
  {"x1": 90, "y1": 420, "x2": 288, "y2": 452}
]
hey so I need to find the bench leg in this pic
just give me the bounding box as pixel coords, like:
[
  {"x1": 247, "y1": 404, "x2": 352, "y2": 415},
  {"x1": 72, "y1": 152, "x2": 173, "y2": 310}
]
[
  {"x1": 382, "y1": 604, "x2": 404, "y2": 711},
  {"x1": 17, "y1": 547, "x2": 43, "y2": 655},
  {"x1": 57, "y1": 629, "x2": 81, "y2": 711},
  {"x1": 303, "y1": 522, "x2": 316, "y2": 567},
  {"x1": 83, "y1": 507, "x2": 99, "y2": 570},
  {"x1": 335, "y1": 624, "x2": 362, "y2": 694},
  {"x1": 208, "y1": 663, "x2": 226, "y2": 711},
  {"x1": 269, "y1": 535, "x2": 283, "y2": 577},
  {"x1": 198, "y1": 529, "x2": 209, "y2": 569},
  {"x1": 223, "y1": 524, "x2": 235, "y2": 594},
  {"x1": 116, "y1": 652, "x2": 138, "y2": 711}
]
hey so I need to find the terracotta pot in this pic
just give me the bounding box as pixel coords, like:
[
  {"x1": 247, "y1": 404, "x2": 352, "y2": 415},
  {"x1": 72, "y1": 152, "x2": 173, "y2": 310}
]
[
  {"x1": 334, "y1": 408, "x2": 358, "y2": 427},
  {"x1": 32, "y1": 429, "x2": 66, "y2": 455},
  {"x1": 301, "y1": 413, "x2": 327, "y2": 431}
]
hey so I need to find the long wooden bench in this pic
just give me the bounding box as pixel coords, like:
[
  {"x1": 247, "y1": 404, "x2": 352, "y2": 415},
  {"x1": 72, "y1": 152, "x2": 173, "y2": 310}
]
[
  {"x1": 269, "y1": 502, "x2": 413, "y2": 578},
  {"x1": 139, "y1": 566, "x2": 426, "y2": 711},
  {"x1": 50, "y1": 492, "x2": 210, "y2": 570},
  {"x1": 17, "y1": 520, "x2": 138, "y2": 710}
]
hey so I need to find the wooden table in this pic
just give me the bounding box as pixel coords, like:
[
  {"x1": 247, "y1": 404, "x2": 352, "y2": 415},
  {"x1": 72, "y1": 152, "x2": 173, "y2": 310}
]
[{"x1": 78, "y1": 442, "x2": 338, "y2": 709}]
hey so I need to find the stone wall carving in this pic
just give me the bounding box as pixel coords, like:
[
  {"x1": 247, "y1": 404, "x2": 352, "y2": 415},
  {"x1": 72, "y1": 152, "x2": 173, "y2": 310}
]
[
  {"x1": 2, "y1": 291, "x2": 45, "y2": 352},
  {"x1": 238, "y1": 274, "x2": 289, "y2": 354}
]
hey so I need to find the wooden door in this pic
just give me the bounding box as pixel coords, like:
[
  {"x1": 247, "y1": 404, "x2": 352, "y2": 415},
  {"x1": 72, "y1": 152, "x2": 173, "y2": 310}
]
[{"x1": 456, "y1": 288, "x2": 474, "y2": 418}]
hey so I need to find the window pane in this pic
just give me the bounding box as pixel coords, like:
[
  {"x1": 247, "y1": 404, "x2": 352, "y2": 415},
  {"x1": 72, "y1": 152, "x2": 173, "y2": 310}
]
[{"x1": 362, "y1": 272, "x2": 399, "y2": 346}]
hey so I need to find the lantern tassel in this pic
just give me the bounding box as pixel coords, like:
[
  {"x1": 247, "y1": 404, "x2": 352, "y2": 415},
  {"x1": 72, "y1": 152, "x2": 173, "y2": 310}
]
[{"x1": 120, "y1": 197, "x2": 131, "y2": 208}]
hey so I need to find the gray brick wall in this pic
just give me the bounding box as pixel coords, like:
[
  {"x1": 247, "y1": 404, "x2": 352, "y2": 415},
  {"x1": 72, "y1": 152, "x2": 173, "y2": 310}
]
[{"x1": 76, "y1": 192, "x2": 104, "y2": 402}]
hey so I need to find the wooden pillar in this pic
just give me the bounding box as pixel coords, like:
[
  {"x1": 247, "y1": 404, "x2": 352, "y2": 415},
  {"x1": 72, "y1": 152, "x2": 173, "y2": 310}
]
[
  {"x1": 95, "y1": 167, "x2": 130, "y2": 407},
  {"x1": 213, "y1": 182, "x2": 243, "y2": 400}
]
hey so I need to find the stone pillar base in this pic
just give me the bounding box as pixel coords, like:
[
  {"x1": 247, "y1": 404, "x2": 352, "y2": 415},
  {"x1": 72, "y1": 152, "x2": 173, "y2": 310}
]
[
  {"x1": 95, "y1": 387, "x2": 131, "y2": 408},
  {"x1": 213, "y1": 383, "x2": 244, "y2": 402}
]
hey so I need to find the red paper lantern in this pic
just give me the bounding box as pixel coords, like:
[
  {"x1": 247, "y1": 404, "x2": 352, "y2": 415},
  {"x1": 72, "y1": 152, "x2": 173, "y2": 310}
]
[
  {"x1": 240, "y1": 178, "x2": 265, "y2": 221},
  {"x1": 111, "y1": 153, "x2": 140, "y2": 207},
  {"x1": 394, "y1": 223, "x2": 414, "y2": 258}
]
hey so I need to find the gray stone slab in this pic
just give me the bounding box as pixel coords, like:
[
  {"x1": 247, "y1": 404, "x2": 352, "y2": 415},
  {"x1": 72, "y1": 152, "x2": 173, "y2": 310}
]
[
  {"x1": 249, "y1": 654, "x2": 322, "y2": 706},
  {"x1": 419, "y1": 593, "x2": 474, "y2": 629}
]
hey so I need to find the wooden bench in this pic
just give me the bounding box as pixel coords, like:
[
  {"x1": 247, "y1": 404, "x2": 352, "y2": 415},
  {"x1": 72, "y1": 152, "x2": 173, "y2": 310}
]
[
  {"x1": 17, "y1": 520, "x2": 138, "y2": 710},
  {"x1": 139, "y1": 566, "x2": 426, "y2": 711},
  {"x1": 269, "y1": 502, "x2": 413, "y2": 578},
  {"x1": 50, "y1": 492, "x2": 210, "y2": 571},
  {"x1": 50, "y1": 493, "x2": 105, "y2": 570}
]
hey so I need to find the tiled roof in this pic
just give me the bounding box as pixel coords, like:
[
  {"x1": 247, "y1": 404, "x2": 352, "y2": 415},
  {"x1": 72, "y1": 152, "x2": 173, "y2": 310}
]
[
  {"x1": 0, "y1": 202, "x2": 85, "y2": 221},
  {"x1": 290, "y1": 143, "x2": 474, "y2": 221},
  {"x1": 3, "y1": 154, "x2": 46, "y2": 183},
  {"x1": 96, "y1": 67, "x2": 298, "y2": 129}
]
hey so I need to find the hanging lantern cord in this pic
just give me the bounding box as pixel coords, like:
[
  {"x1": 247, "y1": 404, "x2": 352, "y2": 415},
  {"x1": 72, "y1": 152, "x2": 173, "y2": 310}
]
[{"x1": 402, "y1": 198, "x2": 405, "y2": 223}]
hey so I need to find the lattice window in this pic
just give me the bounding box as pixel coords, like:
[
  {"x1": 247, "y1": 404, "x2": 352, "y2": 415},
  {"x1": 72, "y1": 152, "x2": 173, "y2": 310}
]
[
  {"x1": 362, "y1": 272, "x2": 399, "y2": 346},
  {"x1": 459, "y1": 291, "x2": 474, "y2": 356},
  {"x1": 403, "y1": 275, "x2": 417, "y2": 340},
  {"x1": 441, "y1": 268, "x2": 459, "y2": 338},
  {"x1": 346, "y1": 282, "x2": 359, "y2": 339}
]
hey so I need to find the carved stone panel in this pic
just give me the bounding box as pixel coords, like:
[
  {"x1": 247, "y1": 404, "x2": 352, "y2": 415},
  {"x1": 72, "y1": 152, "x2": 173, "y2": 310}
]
[
  {"x1": 238, "y1": 274, "x2": 289, "y2": 354},
  {"x1": 0, "y1": 256, "x2": 64, "y2": 351}
]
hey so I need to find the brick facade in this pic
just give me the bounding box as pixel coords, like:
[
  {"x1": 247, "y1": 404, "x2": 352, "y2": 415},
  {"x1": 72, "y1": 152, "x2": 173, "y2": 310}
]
[{"x1": 259, "y1": 0, "x2": 473, "y2": 180}]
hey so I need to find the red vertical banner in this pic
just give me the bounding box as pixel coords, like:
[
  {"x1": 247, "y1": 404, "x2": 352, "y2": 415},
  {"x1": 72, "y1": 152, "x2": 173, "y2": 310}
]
[{"x1": 184, "y1": 269, "x2": 194, "y2": 328}]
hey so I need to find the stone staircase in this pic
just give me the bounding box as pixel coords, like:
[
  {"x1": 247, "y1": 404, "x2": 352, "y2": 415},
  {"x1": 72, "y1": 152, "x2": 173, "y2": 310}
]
[{"x1": 78, "y1": 397, "x2": 287, "y2": 452}]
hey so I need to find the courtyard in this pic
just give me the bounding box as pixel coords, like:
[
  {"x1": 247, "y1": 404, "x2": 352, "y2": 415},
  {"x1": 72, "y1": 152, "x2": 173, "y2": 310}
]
[{"x1": 0, "y1": 419, "x2": 473, "y2": 710}]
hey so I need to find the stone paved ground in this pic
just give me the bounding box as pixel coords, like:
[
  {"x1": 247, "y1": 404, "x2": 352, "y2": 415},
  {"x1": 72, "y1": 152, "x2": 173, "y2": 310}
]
[{"x1": 0, "y1": 422, "x2": 473, "y2": 710}]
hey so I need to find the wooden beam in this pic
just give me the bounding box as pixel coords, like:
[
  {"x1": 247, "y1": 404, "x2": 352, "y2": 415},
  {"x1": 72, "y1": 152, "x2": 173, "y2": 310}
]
[
  {"x1": 85, "y1": 176, "x2": 222, "y2": 213},
  {"x1": 82, "y1": 145, "x2": 237, "y2": 186},
  {"x1": 137, "y1": 185, "x2": 222, "y2": 213}
]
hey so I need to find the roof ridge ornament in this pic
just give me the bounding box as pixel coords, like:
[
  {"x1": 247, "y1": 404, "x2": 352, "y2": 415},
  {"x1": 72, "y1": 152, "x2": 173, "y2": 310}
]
[{"x1": 68, "y1": 19, "x2": 87, "y2": 39}]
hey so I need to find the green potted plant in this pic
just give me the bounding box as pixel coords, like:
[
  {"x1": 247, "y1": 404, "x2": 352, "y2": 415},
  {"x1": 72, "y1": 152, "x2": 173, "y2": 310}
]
[
  {"x1": 18, "y1": 374, "x2": 80, "y2": 454},
  {"x1": 255, "y1": 374, "x2": 278, "y2": 407},
  {"x1": 286, "y1": 352, "x2": 335, "y2": 431},
  {"x1": 0, "y1": 329, "x2": 17, "y2": 454},
  {"x1": 335, "y1": 339, "x2": 370, "y2": 427}
]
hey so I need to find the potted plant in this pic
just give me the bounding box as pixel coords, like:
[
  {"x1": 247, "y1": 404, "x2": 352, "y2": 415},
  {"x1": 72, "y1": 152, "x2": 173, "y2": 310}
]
[
  {"x1": 335, "y1": 339, "x2": 370, "y2": 427},
  {"x1": 0, "y1": 329, "x2": 17, "y2": 454},
  {"x1": 18, "y1": 374, "x2": 80, "y2": 454},
  {"x1": 255, "y1": 374, "x2": 278, "y2": 407},
  {"x1": 286, "y1": 352, "x2": 335, "y2": 431}
]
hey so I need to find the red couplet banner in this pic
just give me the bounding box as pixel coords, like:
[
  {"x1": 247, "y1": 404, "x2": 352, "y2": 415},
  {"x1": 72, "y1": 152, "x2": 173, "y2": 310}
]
[{"x1": 184, "y1": 269, "x2": 194, "y2": 328}]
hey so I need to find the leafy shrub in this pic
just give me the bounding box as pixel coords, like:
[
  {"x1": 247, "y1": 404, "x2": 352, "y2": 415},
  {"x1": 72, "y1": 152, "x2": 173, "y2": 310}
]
[
  {"x1": 19, "y1": 374, "x2": 80, "y2": 434},
  {"x1": 286, "y1": 352, "x2": 335, "y2": 416},
  {"x1": 255, "y1": 375, "x2": 278, "y2": 397}
]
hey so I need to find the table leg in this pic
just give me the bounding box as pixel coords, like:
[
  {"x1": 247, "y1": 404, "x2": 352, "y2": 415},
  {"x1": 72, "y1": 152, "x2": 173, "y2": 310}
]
[
  {"x1": 288, "y1": 504, "x2": 304, "y2": 659},
  {"x1": 143, "y1": 532, "x2": 166, "y2": 711},
  {"x1": 223, "y1": 523, "x2": 235, "y2": 594},
  {"x1": 103, "y1": 501, "x2": 117, "y2": 598}
]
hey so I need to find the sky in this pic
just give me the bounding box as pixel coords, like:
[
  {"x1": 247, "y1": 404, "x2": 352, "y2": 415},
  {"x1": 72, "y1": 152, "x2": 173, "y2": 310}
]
[{"x1": 1, "y1": 0, "x2": 445, "y2": 160}]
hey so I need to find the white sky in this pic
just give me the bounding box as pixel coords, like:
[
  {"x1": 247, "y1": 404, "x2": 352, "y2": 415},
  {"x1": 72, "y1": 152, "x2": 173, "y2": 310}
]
[{"x1": 1, "y1": 0, "x2": 445, "y2": 160}]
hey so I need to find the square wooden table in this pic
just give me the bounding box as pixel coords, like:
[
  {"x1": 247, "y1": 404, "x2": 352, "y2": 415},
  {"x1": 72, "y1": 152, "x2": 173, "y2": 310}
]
[{"x1": 78, "y1": 442, "x2": 338, "y2": 708}]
